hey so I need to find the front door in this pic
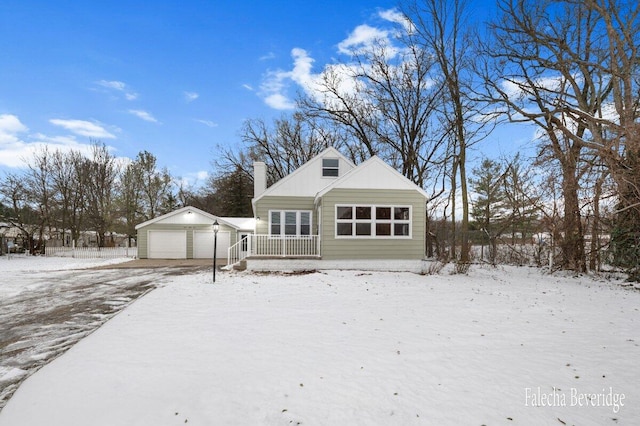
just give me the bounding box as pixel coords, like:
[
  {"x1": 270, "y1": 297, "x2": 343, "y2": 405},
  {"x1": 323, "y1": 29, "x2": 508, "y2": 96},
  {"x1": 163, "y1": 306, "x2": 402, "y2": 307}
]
[{"x1": 239, "y1": 233, "x2": 250, "y2": 257}]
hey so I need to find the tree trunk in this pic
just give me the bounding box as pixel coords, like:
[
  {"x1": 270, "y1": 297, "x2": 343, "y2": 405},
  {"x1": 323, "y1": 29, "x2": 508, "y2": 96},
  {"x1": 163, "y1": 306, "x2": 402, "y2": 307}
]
[
  {"x1": 561, "y1": 164, "x2": 586, "y2": 272},
  {"x1": 450, "y1": 155, "x2": 458, "y2": 261},
  {"x1": 425, "y1": 212, "x2": 434, "y2": 258},
  {"x1": 459, "y1": 141, "x2": 470, "y2": 263},
  {"x1": 589, "y1": 175, "x2": 604, "y2": 272}
]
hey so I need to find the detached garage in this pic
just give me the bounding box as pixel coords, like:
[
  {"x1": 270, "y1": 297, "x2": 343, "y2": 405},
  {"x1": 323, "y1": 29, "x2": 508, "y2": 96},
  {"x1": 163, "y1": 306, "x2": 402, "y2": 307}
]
[{"x1": 135, "y1": 206, "x2": 254, "y2": 260}]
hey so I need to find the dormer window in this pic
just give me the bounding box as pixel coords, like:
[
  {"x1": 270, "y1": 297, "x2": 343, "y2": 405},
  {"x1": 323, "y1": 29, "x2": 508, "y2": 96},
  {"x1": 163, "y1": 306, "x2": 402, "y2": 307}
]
[{"x1": 322, "y1": 158, "x2": 339, "y2": 177}]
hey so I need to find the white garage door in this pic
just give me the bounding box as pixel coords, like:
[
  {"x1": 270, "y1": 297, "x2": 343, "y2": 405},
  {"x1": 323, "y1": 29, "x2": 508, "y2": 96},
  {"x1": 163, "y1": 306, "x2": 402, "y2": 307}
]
[
  {"x1": 148, "y1": 230, "x2": 187, "y2": 259},
  {"x1": 193, "y1": 230, "x2": 230, "y2": 259}
]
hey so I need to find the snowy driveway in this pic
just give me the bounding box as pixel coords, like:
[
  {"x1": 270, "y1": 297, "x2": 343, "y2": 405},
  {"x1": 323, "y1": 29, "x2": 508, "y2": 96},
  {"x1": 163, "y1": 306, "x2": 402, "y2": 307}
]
[{"x1": 0, "y1": 257, "x2": 207, "y2": 410}]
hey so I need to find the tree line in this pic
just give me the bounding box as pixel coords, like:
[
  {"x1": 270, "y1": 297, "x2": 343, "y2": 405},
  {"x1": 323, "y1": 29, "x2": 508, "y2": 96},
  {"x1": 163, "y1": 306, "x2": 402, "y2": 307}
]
[
  {"x1": 0, "y1": 143, "x2": 178, "y2": 252},
  {"x1": 1, "y1": 0, "x2": 638, "y2": 280}
]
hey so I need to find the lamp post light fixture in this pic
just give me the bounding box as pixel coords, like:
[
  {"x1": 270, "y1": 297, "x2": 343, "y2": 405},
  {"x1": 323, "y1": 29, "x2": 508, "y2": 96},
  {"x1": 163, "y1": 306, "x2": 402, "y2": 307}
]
[{"x1": 212, "y1": 220, "x2": 219, "y2": 283}]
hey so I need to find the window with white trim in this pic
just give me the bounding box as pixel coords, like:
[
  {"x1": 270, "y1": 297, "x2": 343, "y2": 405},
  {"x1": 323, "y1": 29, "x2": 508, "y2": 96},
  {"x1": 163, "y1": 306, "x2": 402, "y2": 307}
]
[
  {"x1": 335, "y1": 205, "x2": 411, "y2": 238},
  {"x1": 270, "y1": 210, "x2": 312, "y2": 237},
  {"x1": 322, "y1": 158, "x2": 339, "y2": 177}
]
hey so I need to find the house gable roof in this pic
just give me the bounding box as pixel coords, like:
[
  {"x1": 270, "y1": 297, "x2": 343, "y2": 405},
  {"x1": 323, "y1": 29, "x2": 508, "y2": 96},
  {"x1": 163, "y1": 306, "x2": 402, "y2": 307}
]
[
  {"x1": 134, "y1": 206, "x2": 249, "y2": 230},
  {"x1": 252, "y1": 146, "x2": 355, "y2": 205},
  {"x1": 315, "y1": 156, "x2": 429, "y2": 200}
]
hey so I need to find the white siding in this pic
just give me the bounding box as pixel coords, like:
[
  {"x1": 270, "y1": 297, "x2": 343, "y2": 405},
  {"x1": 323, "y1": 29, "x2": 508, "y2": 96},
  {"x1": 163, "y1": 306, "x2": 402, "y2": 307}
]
[{"x1": 256, "y1": 147, "x2": 354, "y2": 198}]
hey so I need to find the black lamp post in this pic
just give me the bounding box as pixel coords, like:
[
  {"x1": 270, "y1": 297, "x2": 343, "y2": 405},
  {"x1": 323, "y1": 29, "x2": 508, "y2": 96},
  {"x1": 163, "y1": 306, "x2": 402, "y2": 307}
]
[{"x1": 212, "y1": 220, "x2": 219, "y2": 283}]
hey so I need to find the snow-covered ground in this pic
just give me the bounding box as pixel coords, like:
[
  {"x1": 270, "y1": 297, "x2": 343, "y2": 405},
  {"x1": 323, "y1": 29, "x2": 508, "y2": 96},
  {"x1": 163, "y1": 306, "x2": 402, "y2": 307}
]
[
  {"x1": 0, "y1": 254, "x2": 133, "y2": 273},
  {"x1": 0, "y1": 255, "x2": 164, "y2": 410},
  {"x1": 1, "y1": 261, "x2": 639, "y2": 425}
]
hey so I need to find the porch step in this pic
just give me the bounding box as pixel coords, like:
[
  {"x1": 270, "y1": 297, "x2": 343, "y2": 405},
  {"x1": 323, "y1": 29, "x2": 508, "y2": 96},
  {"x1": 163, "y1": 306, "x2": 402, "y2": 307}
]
[{"x1": 233, "y1": 260, "x2": 247, "y2": 271}]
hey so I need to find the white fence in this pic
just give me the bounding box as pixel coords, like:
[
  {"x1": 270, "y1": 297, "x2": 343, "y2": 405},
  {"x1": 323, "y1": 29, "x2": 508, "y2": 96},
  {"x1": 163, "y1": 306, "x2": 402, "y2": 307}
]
[
  {"x1": 228, "y1": 235, "x2": 320, "y2": 265},
  {"x1": 45, "y1": 246, "x2": 138, "y2": 259}
]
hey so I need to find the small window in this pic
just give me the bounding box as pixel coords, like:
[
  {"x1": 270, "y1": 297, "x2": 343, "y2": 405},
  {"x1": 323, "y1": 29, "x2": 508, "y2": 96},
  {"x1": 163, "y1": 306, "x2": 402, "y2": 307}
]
[
  {"x1": 270, "y1": 211, "x2": 281, "y2": 235},
  {"x1": 356, "y1": 223, "x2": 371, "y2": 236},
  {"x1": 377, "y1": 207, "x2": 391, "y2": 220},
  {"x1": 356, "y1": 206, "x2": 371, "y2": 220},
  {"x1": 285, "y1": 212, "x2": 297, "y2": 235},
  {"x1": 322, "y1": 158, "x2": 339, "y2": 177},
  {"x1": 394, "y1": 223, "x2": 410, "y2": 236},
  {"x1": 395, "y1": 207, "x2": 410, "y2": 220},
  {"x1": 300, "y1": 212, "x2": 311, "y2": 236},
  {"x1": 337, "y1": 223, "x2": 352, "y2": 235},
  {"x1": 337, "y1": 206, "x2": 352, "y2": 219},
  {"x1": 376, "y1": 223, "x2": 391, "y2": 236}
]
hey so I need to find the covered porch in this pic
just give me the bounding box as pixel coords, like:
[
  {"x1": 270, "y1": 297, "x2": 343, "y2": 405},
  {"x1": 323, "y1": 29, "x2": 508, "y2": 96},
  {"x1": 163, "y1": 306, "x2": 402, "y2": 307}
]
[{"x1": 227, "y1": 234, "x2": 320, "y2": 265}]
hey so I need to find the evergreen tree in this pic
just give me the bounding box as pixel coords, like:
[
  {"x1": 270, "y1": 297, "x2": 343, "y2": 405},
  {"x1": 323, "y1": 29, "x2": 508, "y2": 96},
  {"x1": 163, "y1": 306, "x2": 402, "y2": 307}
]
[{"x1": 470, "y1": 158, "x2": 507, "y2": 263}]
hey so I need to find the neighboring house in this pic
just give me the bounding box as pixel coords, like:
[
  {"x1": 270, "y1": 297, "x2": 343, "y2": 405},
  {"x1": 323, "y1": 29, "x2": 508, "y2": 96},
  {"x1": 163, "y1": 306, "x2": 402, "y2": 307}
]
[
  {"x1": 228, "y1": 147, "x2": 428, "y2": 268},
  {"x1": 135, "y1": 206, "x2": 254, "y2": 260}
]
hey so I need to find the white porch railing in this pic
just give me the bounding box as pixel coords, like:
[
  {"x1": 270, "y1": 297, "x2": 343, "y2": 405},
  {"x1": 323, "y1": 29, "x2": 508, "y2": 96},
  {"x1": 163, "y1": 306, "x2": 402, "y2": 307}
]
[{"x1": 227, "y1": 234, "x2": 320, "y2": 265}]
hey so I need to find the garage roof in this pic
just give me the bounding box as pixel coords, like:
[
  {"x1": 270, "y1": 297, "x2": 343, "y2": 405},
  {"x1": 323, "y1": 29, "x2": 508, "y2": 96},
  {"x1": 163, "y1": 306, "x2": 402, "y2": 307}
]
[{"x1": 135, "y1": 206, "x2": 254, "y2": 231}]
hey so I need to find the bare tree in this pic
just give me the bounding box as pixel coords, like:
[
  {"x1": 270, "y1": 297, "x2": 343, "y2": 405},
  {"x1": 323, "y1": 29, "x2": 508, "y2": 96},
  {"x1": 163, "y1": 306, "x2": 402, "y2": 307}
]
[
  {"x1": 218, "y1": 113, "x2": 344, "y2": 186},
  {"x1": 299, "y1": 30, "x2": 447, "y2": 190},
  {"x1": 502, "y1": 154, "x2": 541, "y2": 246},
  {"x1": 481, "y1": 0, "x2": 640, "y2": 277},
  {"x1": 404, "y1": 0, "x2": 492, "y2": 263},
  {"x1": 118, "y1": 159, "x2": 143, "y2": 244},
  {"x1": 135, "y1": 151, "x2": 174, "y2": 220},
  {"x1": 476, "y1": 0, "x2": 624, "y2": 272},
  {"x1": 24, "y1": 147, "x2": 55, "y2": 252},
  {"x1": 579, "y1": 157, "x2": 612, "y2": 272},
  {"x1": 0, "y1": 174, "x2": 40, "y2": 253},
  {"x1": 49, "y1": 149, "x2": 83, "y2": 246},
  {"x1": 82, "y1": 142, "x2": 119, "y2": 247}
]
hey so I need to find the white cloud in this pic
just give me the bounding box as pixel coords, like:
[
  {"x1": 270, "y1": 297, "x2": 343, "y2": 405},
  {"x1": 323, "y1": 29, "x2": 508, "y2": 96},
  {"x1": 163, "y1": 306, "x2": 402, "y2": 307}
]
[
  {"x1": 242, "y1": 84, "x2": 254, "y2": 91},
  {"x1": 0, "y1": 115, "x2": 29, "y2": 167},
  {"x1": 260, "y1": 52, "x2": 276, "y2": 61},
  {"x1": 257, "y1": 11, "x2": 407, "y2": 111},
  {"x1": 259, "y1": 48, "x2": 318, "y2": 110},
  {"x1": 260, "y1": 68, "x2": 294, "y2": 110},
  {"x1": 379, "y1": 9, "x2": 414, "y2": 33},
  {"x1": 195, "y1": 119, "x2": 218, "y2": 128},
  {"x1": 337, "y1": 24, "x2": 390, "y2": 55},
  {"x1": 264, "y1": 93, "x2": 296, "y2": 110},
  {"x1": 128, "y1": 110, "x2": 159, "y2": 123},
  {"x1": 175, "y1": 170, "x2": 209, "y2": 188},
  {"x1": 49, "y1": 119, "x2": 116, "y2": 139},
  {"x1": 0, "y1": 114, "x2": 28, "y2": 139},
  {"x1": 97, "y1": 80, "x2": 126, "y2": 91},
  {"x1": 184, "y1": 91, "x2": 199, "y2": 102},
  {"x1": 289, "y1": 48, "x2": 315, "y2": 88},
  {"x1": 96, "y1": 80, "x2": 138, "y2": 101},
  {"x1": 0, "y1": 114, "x2": 107, "y2": 168}
]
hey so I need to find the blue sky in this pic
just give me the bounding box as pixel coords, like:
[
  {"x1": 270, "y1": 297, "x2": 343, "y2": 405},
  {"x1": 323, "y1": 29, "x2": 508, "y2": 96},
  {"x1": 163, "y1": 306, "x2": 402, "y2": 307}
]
[{"x1": 0, "y1": 1, "x2": 531, "y2": 186}]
